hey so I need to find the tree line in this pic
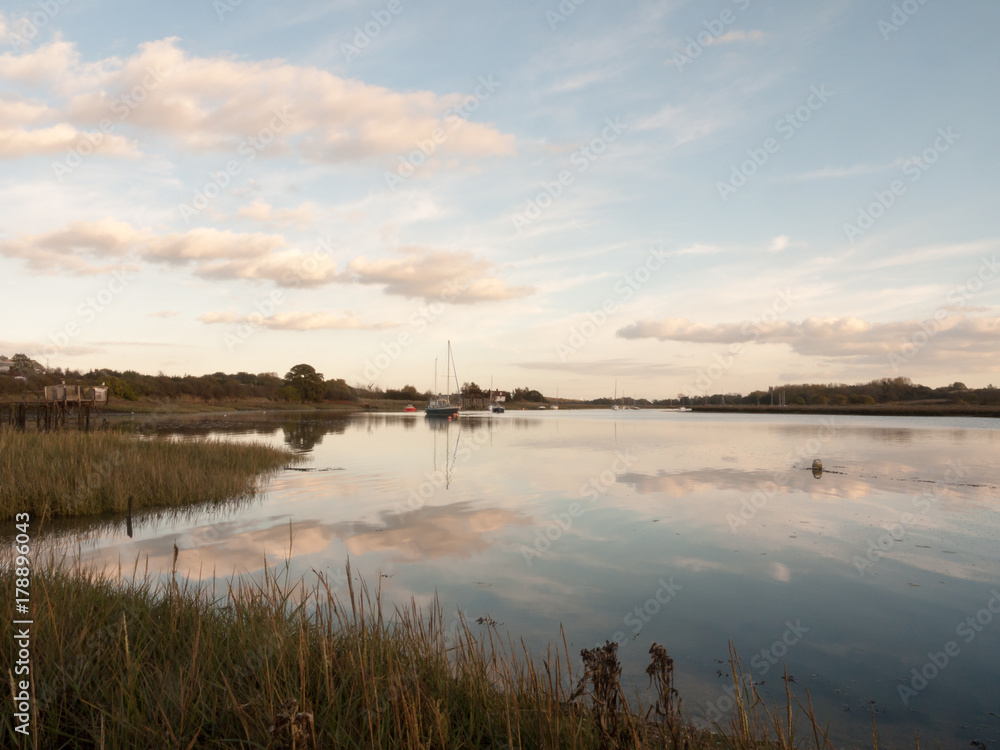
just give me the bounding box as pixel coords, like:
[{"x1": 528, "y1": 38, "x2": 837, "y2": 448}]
[
  {"x1": 1, "y1": 357, "x2": 996, "y2": 407},
  {"x1": 0, "y1": 356, "x2": 429, "y2": 404},
  {"x1": 686, "y1": 377, "x2": 1000, "y2": 407}
]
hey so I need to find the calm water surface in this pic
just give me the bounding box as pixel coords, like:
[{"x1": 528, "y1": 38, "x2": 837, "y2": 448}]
[{"x1": 41, "y1": 410, "x2": 1000, "y2": 747}]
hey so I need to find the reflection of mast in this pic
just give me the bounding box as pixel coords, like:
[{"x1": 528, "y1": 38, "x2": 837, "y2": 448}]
[
  {"x1": 429, "y1": 419, "x2": 462, "y2": 489},
  {"x1": 447, "y1": 421, "x2": 461, "y2": 489}
]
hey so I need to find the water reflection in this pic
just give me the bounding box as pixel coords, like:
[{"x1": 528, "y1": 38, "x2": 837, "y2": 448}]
[
  {"x1": 282, "y1": 417, "x2": 342, "y2": 451},
  {"x1": 331, "y1": 502, "x2": 530, "y2": 561},
  {"x1": 12, "y1": 410, "x2": 1000, "y2": 748}
]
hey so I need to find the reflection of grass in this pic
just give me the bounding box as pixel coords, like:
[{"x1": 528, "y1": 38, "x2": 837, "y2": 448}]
[
  {"x1": 27, "y1": 492, "x2": 263, "y2": 548},
  {"x1": 0, "y1": 556, "x2": 906, "y2": 748},
  {"x1": 0, "y1": 431, "x2": 298, "y2": 520}
]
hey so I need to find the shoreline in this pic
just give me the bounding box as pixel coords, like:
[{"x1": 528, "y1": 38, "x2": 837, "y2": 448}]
[
  {"x1": 686, "y1": 403, "x2": 1000, "y2": 418},
  {"x1": 4, "y1": 395, "x2": 998, "y2": 421}
]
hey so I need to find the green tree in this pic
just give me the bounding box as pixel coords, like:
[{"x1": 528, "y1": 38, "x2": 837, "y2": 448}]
[
  {"x1": 106, "y1": 375, "x2": 139, "y2": 401},
  {"x1": 462, "y1": 382, "x2": 485, "y2": 397},
  {"x1": 284, "y1": 364, "x2": 326, "y2": 401},
  {"x1": 10, "y1": 353, "x2": 42, "y2": 374},
  {"x1": 324, "y1": 378, "x2": 356, "y2": 401},
  {"x1": 513, "y1": 387, "x2": 544, "y2": 403},
  {"x1": 385, "y1": 384, "x2": 420, "y2": 400}
]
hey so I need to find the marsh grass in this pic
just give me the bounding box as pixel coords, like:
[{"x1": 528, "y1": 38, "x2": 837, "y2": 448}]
[
  {"x1": 0, "y1": 431, "x2": 299, "y2": 520},
  {"x1": 0, "y1": 554, "x2": 915, "y2": 749}
]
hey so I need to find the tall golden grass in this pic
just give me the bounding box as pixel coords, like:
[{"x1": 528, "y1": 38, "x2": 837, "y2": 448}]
[
  {"x1": 0, "y1": 431, "x2": 298, "y2": 520},
  {"x1": 0, "y1": 553, "x2": 913, "y2": 749}
]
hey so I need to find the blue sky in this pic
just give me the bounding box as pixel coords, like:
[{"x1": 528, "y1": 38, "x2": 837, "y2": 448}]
[{"x1": 1, "y1": 0, "x2": 998, "y2": 399}]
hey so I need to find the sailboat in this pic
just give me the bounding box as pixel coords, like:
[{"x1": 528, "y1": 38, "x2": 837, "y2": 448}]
[
  {"x1": 426, "y1": 341, "x2": 460, "y2": 418},
  {"x1": 487, "y1": 376, "x2": 505, "y2": 413},
  {"x1": 611, "y1": 379, "x2": 622, "y2": 410}
]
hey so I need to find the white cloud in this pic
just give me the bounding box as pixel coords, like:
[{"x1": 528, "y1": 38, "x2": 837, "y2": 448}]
[
  {"x1": 144, "y1": 228, "x2": 286, "y2": 263},
  {"x1": 769, "y1": 235, "x2": 790, "y2": 253},
  {"x1": 0, "y1": 337, "x2": 104, "y2": 358},
  {"x1": 0, "y1": 124, "x2": 138, "y2": 159},
  {"x1": 783, "y1": 161, "x2": 901, "y2": 182},
  {"x1": 348, "y1": 247, "x2": 533, "y2": 303},
  {"x1": 0, "y1": 220, "x2": 344, "y2": 284},
  {"x1": 634, "y1": 104, "x2": 726, "y2": 145},
  {"x1": 197, "y1": 310, "x2": 239, "y2": 325},
  {"x1": 671, "y1": 243, "x2": 725, "y2": 257},
  {"x1": 0, "y1": 37, "x2": 516, "y2": 166},
  {"x1": 195, "y1": 249, "x2": 341, "y2": 287},
  {"x1": 0, "y1": 218, "x2": 144, "y2": 273},
  {"x1": 235, "y1": 199, "x2": 318, "y2": 227},
  {"x1": 708, "y1": 30, "x2": 765, "y2": 45},
  {"x1": 617, "y1": 314, "x2": 1000, "y2": 368},
  {"x1": 0, "y1": 220, "x2": 530, "y2": 301},
  {"x1": 0, "y1": 97, "x2": 53, "y2": 126},
  {"x1": 198, "y1": 310, "x2": 392, "y2": 331}
]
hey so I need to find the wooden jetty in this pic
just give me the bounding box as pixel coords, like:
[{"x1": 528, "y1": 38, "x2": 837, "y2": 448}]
[{"x1": 1, "y1": 383, "x2": 109, "y2": 431}]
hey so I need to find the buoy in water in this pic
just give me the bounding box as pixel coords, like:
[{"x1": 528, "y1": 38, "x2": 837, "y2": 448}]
[{"x1": 811, "y1": 458, "x2": 823, "y2": 479}]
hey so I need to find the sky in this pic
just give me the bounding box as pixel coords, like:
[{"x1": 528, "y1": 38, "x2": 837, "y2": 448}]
[{"x1": 1, "y1": 0, "x2": 998, "y2": 400}]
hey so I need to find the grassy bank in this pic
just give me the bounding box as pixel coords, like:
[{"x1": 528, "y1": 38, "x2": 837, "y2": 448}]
[
  {"x1": 0, "y1": 559, "x2": 867, "y2": 749},
  {"x1": 0, "y1": 431, "x2": 298, "y2": 521},
  {"x1": 98, "y1": 397, "x2": 367, "y2": 415}
]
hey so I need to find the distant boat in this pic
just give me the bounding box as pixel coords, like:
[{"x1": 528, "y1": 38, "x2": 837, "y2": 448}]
[
  {"x1": 611, "y1": 379, "x2": 624, "y2": 410},
  {"x1": 487, "y1": 376, "x2": 505, "y2": 413},
  {"x1": 404, "y1": 404, "x2": 417, "y2": 412},
  {"x1": 426, "y1": 341, "x2": 460, "y2": 418}
]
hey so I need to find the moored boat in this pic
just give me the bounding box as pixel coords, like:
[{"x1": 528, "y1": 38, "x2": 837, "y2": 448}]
[{"x1": 426, "y1": 341, "x2": 460, "y2": 418}]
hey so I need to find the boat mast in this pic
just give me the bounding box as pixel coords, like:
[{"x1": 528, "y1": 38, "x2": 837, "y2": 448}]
[
  {"x1": 448, "y1": 340, "x2": 459, "y2": 403},
  {"x1": 446, "y1": 341, "x2": 451, "y2": 403}
]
